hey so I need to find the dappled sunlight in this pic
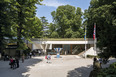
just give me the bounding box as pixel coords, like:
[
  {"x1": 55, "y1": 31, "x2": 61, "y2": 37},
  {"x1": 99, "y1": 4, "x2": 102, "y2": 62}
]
[
  {"x1": 21, "y1": 58, "x2": 43, "y2": 77},
  {"x1": 0, "y1": 58, "x2": 42, "y2": 77},
  {"x1": 67, "y1": 65, "x2": 93, "y2": 77}
]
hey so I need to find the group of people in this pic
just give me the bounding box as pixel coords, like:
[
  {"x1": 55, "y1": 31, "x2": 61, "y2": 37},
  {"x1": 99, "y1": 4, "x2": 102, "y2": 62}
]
[
  {"x1": 9, "y1": 52, "x2": 36, "y2": 69},
  {"x1": 9, "y1": 57, "x2": 19, "y2": 69},
  {"x1": 25, "y1": 52, "x2": 35, "y2": 59}
]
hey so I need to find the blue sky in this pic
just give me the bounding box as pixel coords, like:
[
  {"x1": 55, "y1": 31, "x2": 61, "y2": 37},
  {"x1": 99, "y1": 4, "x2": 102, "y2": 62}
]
[{"x1": 36, "y1": 0, "x2": 91, "y2": 23}]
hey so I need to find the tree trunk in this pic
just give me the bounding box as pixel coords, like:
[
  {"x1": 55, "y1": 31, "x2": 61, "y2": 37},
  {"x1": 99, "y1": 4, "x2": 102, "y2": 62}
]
[{"x1": 17, "y1": 10, "x2": 23, "y2": 58}]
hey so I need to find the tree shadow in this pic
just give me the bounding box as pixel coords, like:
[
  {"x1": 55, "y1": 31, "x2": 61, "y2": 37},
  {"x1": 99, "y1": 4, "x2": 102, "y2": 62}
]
[
  {"x1": 67, "y1": 58, "x2": 116, "y2": 77},
  {"x1": 0, "y1": 58, "x2": 42, "y2": 77},
  {"x1": 67, "y1": 65, "x2": 93, "y2": 77},
  {"x1": 101, "y1": 58, "x2": 116, "y2": 68}
]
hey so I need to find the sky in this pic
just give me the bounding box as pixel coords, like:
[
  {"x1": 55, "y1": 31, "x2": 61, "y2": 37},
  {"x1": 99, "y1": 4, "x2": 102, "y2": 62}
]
[{"x1": 36, "y1": 0, "x2": 91, "y2": 23}]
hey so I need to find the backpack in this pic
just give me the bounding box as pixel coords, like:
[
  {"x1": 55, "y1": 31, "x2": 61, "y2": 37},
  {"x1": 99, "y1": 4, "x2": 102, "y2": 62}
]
[{"x1": 45, "y1": 56, "x2": 47, "y2": 59}]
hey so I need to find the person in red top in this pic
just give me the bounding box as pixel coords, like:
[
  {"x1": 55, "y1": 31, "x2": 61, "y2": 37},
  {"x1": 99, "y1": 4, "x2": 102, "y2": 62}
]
[{"x1": 9, "y1": 57, "x2": 13, "y2": 68}]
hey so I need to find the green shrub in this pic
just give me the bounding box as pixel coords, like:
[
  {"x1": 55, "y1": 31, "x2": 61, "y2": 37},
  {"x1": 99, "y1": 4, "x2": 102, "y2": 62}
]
[
  {"x1": 110, "y1": 62, "x2": 116, "y2": 68},
  {"x1": 97, "y1": 62, "x2": 116, "y2": 77}
]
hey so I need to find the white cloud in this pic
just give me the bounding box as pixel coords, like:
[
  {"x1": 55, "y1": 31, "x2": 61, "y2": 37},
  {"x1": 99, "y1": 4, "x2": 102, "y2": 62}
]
[
  {"x1": 42, "y1": 0, "x2": 66, "y2": 8},
  {"x1": 82, "y1": 9, "x2": 84, "y2": 13}
]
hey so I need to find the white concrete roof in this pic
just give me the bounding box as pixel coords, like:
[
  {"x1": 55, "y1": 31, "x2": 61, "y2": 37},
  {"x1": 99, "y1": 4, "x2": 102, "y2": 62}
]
[{"x1": 31, "y1": 38, "x2": 94, "y2": 44}]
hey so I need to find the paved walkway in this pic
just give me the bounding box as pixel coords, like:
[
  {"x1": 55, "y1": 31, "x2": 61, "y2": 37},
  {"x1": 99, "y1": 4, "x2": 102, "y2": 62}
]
[{"x1": 0, "y1": 55, "x2": 116, "y2": 77}]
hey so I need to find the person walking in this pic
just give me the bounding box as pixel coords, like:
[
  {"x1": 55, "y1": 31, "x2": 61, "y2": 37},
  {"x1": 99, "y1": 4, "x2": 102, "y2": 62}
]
[
  {"x1": 47, "y1": 54, "x2": 51, "y2": 63},
  {"x1": 22, "y1": 55, "x2": 24, "y2": 63},
  {"x1": 12, "y1": 57, "x2": 16, "y2": 69},
  {"x1": 9, "y1": 57, "x2": 13, "y2": 68},
  {"x1": 38, "y1": 50, "x2": 41, "y2": 56},
  {"x1": 45, "y1": 55, "x2": 48, "y2": 63},
  {"x1": 65, "y1": 50, "x2": 67, "y2": 55},
  {"x1": 16, "y1": 58, "x2": 19, "y2": 68},
  {"x1": 29, "y1": 52, "x2": 32, "y2": 58}
]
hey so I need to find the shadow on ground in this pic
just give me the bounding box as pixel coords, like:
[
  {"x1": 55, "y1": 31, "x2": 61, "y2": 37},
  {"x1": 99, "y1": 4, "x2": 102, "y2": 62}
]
[
  {"x1": 67, "y1": 58, "x2": 116, "y2": 77},
  {"x1": 67, "y1": 65, "x2": 93, "y2": 77},
  {"x1": 0, "y1": 57, "x2": 42, "y2": 77}
]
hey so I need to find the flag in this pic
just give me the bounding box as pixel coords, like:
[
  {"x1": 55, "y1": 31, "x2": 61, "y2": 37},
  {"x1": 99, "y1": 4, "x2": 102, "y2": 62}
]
[
  {"x1": 93, "y1": 24, "x2": 96, "y2": 40},
  {"x1": 84, "y1": 25, "x2": 86, "y2": 40}
]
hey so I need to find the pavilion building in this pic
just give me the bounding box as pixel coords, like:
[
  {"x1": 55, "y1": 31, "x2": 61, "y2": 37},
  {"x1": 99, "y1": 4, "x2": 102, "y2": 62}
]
[{"x1": 31, "y1": 38, "x2": 97, "y2": 56}]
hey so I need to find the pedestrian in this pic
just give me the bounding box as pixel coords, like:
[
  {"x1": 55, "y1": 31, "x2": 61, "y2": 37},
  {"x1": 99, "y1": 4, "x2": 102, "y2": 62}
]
[
  {"x1": 29, "y1": 52, "x2": 32, "y2": 58},
  {"x1": 65, "y1": 50, "x2": 67, "y2": 55},
  {"x1": 38, "y1": 50, "x2": 41, "y2": 56},
  {"x1": 1, "y1": 52, "x2": 5, "y2": 60},
  {"x1": 89, "y1": 57, "x2": 102, "y2": 77},
  {"x1": 16, "y1": 58, "x2": 19, "y2": 68},
  {"x1": 4, "y1": 54, "x2": 7, "y2": 61},
  {"x1": 22, "y1": 55, "x2": 24, "y2": 63},
  {"x1": 93, "y1": 57, "x2": 97, "y2": 62},
  {"x1": 6, "y1": 55, "x2": 9, "y2": 60},
  {"x1": 33, "y1": 52, "x2": 35, "y2": 56},
  {"x1": 68, "y1": 50, "x2": 69, "y2": 54},
  {"x1": 9, "y1": 57, "x2": 13, "y2": 68},
  {"x1": 47, "y1": 54, "x2": 51, "y2": 63},
  {"x1": 12, "y1": 57, "x2": 16, "y2": 69},
  {"x1": 45, "y1": 55, "x2": 48, "y2": 63}
]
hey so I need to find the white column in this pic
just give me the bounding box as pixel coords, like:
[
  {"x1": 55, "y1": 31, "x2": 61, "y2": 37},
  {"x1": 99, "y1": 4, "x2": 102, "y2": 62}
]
[
  {"x1": 45, "y1": 44, "x2": 48, "y2": 53},
  {"x1": 49, "y1": 44, "x2": 52, "y2": 49},
  {"x1": 40, "y1": 44, "x2": 43, "y2": 49}
]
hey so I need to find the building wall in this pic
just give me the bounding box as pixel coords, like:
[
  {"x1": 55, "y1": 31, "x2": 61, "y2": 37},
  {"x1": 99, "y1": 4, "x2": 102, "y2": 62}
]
[{"x1": 5, "y1": 49, "x2": 16, "y2": 57}]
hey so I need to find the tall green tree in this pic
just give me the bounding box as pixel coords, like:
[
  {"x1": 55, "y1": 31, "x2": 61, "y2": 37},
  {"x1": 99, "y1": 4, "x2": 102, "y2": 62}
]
[
  {"x1": 71, "y1": 7, "x2": 84, "y2": 38},
  {"x1": 84, "y1": 0, "x2": 116, "y2": 58},
  {"x1": 10, "y1": 0, "x2": 43, "y2": 57},
  {"x1": 40, "y1": 16, "x2": 49, "y2": 38},
  {"x1": 0, "y1": 0, "x2": 13, "y2": 54},
  {"x1": 51, "y1": 5, "x2": 84, "y2": 38},
  {"x1": 24, "y1": 17, "x2": 42, "y2": 39},
  {"x1": 48, "y1": 23, "x2": 59, "y2": 38}
]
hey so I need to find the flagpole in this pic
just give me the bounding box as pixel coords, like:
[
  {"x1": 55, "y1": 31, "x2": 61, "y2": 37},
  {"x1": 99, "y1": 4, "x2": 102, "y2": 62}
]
[
  {"x1": 94, "y1": 23, "x2": 96, "y2": 56},
  {"x1": 84, "y1": 25, "x2": 87, "y2": 58}
]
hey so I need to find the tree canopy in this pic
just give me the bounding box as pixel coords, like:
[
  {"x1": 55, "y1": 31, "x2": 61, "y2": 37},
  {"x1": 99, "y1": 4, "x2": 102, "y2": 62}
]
[
  {"x1": 0, "y1": 0, "x2": 43, "y2": 55},
  {"x1": 84, "y1": 0, "x2": 116, "y2": 58},
  {"x1": 1, "y1": 0, "x2": 116, "y2": 58},
  {"x1": 0, "y1": 0, "x2": 13, "y2": 53},
  {"x1": 50, "y1": 5, "x2": 84, "y2": 38}
]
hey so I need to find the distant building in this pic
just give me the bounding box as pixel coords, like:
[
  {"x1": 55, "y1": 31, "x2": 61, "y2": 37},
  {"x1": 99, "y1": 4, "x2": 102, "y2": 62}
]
[
  {"x1": 31, "y1": 38, "x2": 97, "y2": 56},
  {"x1": 3, "y1": 38, "x2": 97, "y2": 57}
]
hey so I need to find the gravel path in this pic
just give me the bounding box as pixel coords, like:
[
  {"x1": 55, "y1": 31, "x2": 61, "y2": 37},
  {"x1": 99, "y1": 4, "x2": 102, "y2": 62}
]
[{"x1": 0, "y1": 55, "x2": 116, "y2": 77}]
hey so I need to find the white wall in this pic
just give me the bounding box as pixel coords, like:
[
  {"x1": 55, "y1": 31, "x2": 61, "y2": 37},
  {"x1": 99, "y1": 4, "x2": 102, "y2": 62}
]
[{"x1": 32, "y1": 40, "x2": 94, "y2": 44}]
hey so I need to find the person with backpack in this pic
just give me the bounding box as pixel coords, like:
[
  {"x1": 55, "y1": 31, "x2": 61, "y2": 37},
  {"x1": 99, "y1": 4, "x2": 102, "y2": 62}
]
[
  {"x1": 47, "y1": 54, "x2": 51, "y2": 63},
  {"x1": 9, "y1": 57, "x2": 13, "y2": 68},
  {"x1": 12, "y1": 57, "x2": 16, "y2": 69}
]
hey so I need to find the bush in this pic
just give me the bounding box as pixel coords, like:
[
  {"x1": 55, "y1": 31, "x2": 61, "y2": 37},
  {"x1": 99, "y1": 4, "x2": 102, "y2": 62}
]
[
  {"x1": 110, "y1": 62, "x2": 116, "y2": 68},
  {"x1": 97, "y1": 62, "x2": 116, "y2": 77}
]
